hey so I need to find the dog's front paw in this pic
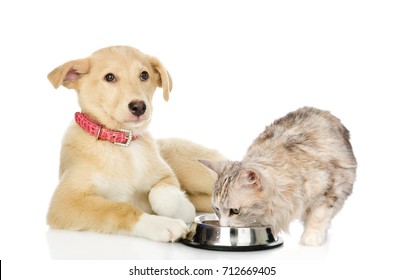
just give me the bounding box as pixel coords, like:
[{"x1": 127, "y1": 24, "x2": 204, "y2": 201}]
[
  {"x1": 132, "y1": 214, "x2": 188, "y2": 242},
  {"x1": 149, "y1": 185, "x2": 196, "y2": 223},
  {"x1": 172, "y1": 197, "x2": 196, "y2": 223},
  {"x1": 300, "y1": 228, "x2": 327, "y2": 246}
]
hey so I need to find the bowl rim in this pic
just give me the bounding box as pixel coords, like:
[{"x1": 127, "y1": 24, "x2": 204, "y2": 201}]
[
  {"x1": 181, "y1": 214, "x2": 284, "y2": 251},
  {"x1": 194, "y1": 213, "x2": 272, "y2": 230}
]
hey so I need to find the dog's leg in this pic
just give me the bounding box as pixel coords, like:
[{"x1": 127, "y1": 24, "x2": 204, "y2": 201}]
[
  {"x1": 132, "y1": 213, "x2": 188, "y2": 242},
  {"x1": 149, "y1": 178, "x2": 196, "y2": 224},
  {"x1": 158, "y1": 138, "x2": 227, "y2": 213},
  {"x1": 47, "y1": 184, "x2": 188, "y2": 242},
  {"x1": 188, "y1": 193, "x2": 213, "y2": 213}
]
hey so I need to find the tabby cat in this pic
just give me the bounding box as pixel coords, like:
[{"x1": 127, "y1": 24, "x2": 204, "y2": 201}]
[{"x1": 200, "y1": 107, "x2": 357, "y2": 246}]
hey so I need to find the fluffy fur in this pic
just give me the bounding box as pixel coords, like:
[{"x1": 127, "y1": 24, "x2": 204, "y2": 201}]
[
  {"x1": 47, "y1": 46, "x2": 226, "y2": 242},
  {"x1": 200, "y1": 107, "x2": 357, "y2": 246}
]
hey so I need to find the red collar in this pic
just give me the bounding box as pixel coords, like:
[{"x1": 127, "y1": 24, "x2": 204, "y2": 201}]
[{"x1": 74, "y1": 112, "x2": 139, "y2": 147}]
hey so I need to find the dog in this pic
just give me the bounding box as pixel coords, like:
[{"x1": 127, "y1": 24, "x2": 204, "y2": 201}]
[{"x1": 47, "y1": 46, "x2": 225, "y2": 242}]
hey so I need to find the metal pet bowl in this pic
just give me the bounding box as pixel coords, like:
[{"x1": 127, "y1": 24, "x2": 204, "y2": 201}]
[{"x1": 181, "y1": 214, "x2": 283, "y2": 251}]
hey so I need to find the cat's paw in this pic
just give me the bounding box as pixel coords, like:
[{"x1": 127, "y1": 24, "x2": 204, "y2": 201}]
[
  {"x1": 300, "y1": 229, "x2": 327, "y2": 246},
  {"x1": 132, "y1": 214, "x2": 188, "y2": 242},
  {"x1": 149, "y1": 185, "x2": 196, "y2": 223}
]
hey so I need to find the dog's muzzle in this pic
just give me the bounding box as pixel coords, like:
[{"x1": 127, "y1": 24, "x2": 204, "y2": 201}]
[{"x1": 128, "y1": 100, "x2": 147, "y2": 117}]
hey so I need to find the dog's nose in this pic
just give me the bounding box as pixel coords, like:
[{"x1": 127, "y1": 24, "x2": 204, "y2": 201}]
[{"x1": 128, "y1": 100, "x2": 147, "y2": 117}]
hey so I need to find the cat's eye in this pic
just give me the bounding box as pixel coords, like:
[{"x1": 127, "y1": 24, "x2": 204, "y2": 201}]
[
  {"x1": 229, "y1": 208, "x2": 240, "y2": 216},
  {"x1": 104, "y1": 73, "x2": 116, "y2": 83},
  {"x1": 139, "y1": 71, "x2": 149, "y2": 81}
]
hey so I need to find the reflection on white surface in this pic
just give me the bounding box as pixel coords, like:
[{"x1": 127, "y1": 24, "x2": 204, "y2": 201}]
[{"x1": 46, "y1": 221, "x2": 330, "y2": 260}]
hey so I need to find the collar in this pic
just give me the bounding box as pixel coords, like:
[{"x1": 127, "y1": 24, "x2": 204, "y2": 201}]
[{"x1": 74, "y1": 112, "x2": 139, "y2": 147}]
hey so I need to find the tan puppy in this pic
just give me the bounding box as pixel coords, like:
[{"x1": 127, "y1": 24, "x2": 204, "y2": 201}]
[{"x1": 47, "y1": 46, "x2": 225, "y2": 242}]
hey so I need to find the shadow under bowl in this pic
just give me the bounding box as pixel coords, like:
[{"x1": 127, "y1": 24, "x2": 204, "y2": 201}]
[{"x1": 181, "y1": 214, "x2": 283, "y2": 251}]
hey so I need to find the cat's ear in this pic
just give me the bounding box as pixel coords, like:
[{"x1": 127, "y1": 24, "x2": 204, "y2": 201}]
[
  {"x1": 198, "y1": 160, "x2": 226, "y2": 179},
  {"x1": 238, "y1": 169, "x2": 261, "y2": 190}
]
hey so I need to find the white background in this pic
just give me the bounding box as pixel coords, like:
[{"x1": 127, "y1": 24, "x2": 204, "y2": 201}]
[{"x1": 1, "y1": 0, "x2": 403, "y2": 279}]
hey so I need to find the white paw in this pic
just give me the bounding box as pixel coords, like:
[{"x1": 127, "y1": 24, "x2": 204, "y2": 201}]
[
  {"x1": 149, "y1": 185, "x2": 196, "y2": 223},
  {"x1": 132, "y1": 214, "x2": 188, "y2": 242},
  {"x1": 300, "y1": 229, "x2": 327, "y2": 246}
]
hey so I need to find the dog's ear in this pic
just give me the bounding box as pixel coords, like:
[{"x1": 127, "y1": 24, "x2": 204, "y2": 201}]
[
  {"x1": 47, "y1": 59, "x2": 90, "y2": 90},
  {"x1": 149, "y1": 57, "x2": 172, "y2": 101}
]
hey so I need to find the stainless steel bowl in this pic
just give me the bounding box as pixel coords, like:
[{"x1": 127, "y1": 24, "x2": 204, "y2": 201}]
[{"x1": 181, "y1": 214, "x2": 283, "y2": 251}]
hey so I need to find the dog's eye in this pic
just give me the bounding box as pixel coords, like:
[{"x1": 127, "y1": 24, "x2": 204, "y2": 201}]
[
  {"x1": 104, "y1": 73, "x2": 116, "y2": 83},
  {"x1": 139, "y1": 71, "x2": 149, "y2": 81}
]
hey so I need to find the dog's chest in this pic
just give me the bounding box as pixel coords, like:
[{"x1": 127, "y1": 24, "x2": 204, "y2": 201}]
[{"x1": 92, "y1": 141, "x2": 164, "y2": 204}]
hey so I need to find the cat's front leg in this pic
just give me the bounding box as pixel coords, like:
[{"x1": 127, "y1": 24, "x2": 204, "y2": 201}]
[
  {"x1": 300, "y1": 204, "x2": 334, "y2": 246},
  {"x1": 149, "y1": 178, "x2": 196, "y2": 224},
  {"x1": 300, "y1": 227, "x2": 327, "y2": 246}
]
